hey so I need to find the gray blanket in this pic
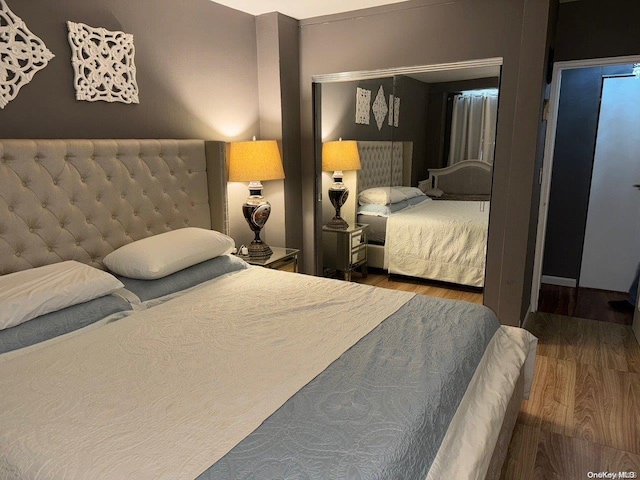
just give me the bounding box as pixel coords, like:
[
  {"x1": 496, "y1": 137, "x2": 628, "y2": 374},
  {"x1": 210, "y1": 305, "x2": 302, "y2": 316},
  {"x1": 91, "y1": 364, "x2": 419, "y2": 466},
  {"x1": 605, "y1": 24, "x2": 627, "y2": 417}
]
[{"x1": 198, "y1": 295, "x2": 499, "y2": 480}]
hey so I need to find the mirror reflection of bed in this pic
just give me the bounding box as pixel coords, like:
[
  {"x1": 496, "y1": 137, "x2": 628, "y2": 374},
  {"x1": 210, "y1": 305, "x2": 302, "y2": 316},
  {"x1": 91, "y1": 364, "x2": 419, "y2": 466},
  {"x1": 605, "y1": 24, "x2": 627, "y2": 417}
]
[
  {"x1": 317, "y1": 62, "x2": 499, "y2": 297},
  {"x1": 359, "y1": 156, "x2": 492, "y2": 288}
]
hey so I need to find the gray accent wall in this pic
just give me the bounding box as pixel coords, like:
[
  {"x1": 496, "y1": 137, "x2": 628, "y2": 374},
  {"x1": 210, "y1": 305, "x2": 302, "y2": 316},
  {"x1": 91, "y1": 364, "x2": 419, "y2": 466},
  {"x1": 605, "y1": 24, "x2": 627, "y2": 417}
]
[
  {"x1": 555, "y1": 0, "x2": 640, "y2": 62},
  {"x1": 253, "y1": 12, "x2": 302, "y2": 250},
  {"x1": 0, "y1": 0, "x2": 260, "y2": 140},
  {"x1": 320, "y1": 77, "x2": 396, "y2": 142},
  {"x1": 300, "y1": 0, "x2": 554, "y2": 327},
  {"x1": 394, "y1": 76, "x2": 429, "y2": 186},
  {"x1": 542, "y1": 65, "x2": 633, "y2": 281}
]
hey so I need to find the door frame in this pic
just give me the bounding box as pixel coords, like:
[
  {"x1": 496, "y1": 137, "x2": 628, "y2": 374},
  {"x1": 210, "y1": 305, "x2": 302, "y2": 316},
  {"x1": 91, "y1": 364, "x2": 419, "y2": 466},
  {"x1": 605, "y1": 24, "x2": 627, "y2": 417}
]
[{"x1": 530, "y1": 55, "x2": 640, "y2": 313}]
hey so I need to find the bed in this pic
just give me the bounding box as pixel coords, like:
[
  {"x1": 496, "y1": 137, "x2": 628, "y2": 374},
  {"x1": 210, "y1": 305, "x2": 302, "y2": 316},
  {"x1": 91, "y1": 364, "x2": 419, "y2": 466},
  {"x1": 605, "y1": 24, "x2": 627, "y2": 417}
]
[
  {"x1": 0, "y1": 139, "x2": 533, "y2": 480},
  {"x1": 357, "y1": 153, "x2": 492, "y2": 287}
]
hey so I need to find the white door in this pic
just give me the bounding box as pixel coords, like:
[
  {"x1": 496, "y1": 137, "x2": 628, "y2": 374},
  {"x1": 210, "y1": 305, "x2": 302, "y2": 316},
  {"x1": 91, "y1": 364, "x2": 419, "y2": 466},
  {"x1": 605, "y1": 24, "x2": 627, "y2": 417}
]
[{"x1": 579, "y1": 76, "x2": 640, "y2": 292}]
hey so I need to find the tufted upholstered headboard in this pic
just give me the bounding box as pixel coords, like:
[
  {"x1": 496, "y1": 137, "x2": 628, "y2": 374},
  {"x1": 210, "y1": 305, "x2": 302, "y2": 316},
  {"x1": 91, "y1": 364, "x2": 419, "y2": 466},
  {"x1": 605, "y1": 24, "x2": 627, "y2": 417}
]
[
  {"x1": 0, "y1": 139, "x2": 227, "y2": 275},
  {"x1": 356, "y1": 141, "x2": 411, "y2": 192}
]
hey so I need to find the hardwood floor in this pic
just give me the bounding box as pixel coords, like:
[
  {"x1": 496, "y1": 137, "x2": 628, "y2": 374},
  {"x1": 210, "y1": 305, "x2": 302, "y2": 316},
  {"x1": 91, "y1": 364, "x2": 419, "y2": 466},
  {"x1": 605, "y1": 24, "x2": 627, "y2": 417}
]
[
  {"x1": 353, "y1": 269, "x2": 484, "y2": 304},
  {"x1": 501, "y1": 313, "x2": 640, "y2": 479},
  {"x1": 538, "y1": 283, "x2": 633, "y2": 325},
  {"x1": 352, "y1": 273, "x2": 640, "y2": 479}
]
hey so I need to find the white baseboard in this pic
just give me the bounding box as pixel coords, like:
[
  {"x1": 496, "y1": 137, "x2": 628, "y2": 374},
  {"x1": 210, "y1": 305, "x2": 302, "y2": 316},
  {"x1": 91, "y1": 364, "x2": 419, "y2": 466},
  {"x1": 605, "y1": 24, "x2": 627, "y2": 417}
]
[{"x1": 541, "y1": 275, "x2": 577, "y2": 288}]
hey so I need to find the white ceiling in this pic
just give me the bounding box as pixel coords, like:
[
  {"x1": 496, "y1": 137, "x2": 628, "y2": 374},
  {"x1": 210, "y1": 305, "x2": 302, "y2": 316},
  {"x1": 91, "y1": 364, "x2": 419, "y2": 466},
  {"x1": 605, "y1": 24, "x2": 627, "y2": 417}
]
[{"x1": 211, "y1": 0, "x2": 413, "y2": 20}]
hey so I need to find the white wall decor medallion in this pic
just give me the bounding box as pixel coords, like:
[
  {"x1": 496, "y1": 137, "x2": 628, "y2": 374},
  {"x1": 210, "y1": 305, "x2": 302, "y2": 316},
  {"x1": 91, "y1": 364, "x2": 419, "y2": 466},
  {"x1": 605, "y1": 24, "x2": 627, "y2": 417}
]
[
  {"x1": 372, "y1": 85, "x2": 388, "y2": 131},
  {"x1": 67, "y1": 21, "x2": 139, "y2": 104},
  {"x1": 393, "y1": 96, "x2": 400, "y2": 127},
  {"x1": 0, "y1": 0, "x2": 55, "y2": 109},
  {"x1": 355, "y1": 87, "x2": 371, "y2": 125}
]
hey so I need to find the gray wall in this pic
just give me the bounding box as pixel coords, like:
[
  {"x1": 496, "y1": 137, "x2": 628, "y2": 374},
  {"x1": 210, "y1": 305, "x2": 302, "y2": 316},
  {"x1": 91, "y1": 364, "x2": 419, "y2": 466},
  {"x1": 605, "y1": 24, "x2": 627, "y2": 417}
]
[
  {"x1": 555, "y1": 0, "x2": 640, "y2": 62},
  {"x1": 394, "y1": 76, "x2": 429, "y2": 186},
  {"x1": 321, "y1": 77, "x2": 396, "y2": 142},
  {"x1": 0, "y1": 0, "x2": 260, "y2": 141},
  {"x1": 252, "y1": 13, "x2": 302, "y2": 250},
  {"x1": 300, "y1": 0, "x2": 554, "y2": 327},
  {"x1": 543, "y1": 0, "x2": 640, "y2": 283},
  {"x1": 542, "y1": 64, "x2": 632, "y2": 280}
]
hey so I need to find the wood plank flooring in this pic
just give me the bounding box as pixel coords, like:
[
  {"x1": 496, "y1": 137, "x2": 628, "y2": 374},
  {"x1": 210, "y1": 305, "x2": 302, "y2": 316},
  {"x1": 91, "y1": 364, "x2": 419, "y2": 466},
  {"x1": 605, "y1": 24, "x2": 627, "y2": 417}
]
[
  {"x1": 354, "y1": 269, "x2": 483, "y2": 304},
  {"x1": 353, "y1": 273, "x2": 640, "y2": 479},
  {"x1": 502, "y1": 313, "x2": 640, "y2": 479},
  {"x1": 539, "y1": 283, "x2": 633, "y2": 325}
]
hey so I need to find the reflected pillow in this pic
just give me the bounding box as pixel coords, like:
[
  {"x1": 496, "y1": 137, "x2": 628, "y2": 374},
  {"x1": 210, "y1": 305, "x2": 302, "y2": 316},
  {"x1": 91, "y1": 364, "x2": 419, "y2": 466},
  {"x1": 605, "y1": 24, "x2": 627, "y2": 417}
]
[
  {"x1": 358, "y1": 186, "x2": 418, "y2": 206},
  {"x1": 392, "y1": 186, "x2": 425, "y2": 200},
  {"x1": 406, "y1": 196, "x2": 431, "y2": 206},
  {"x1": 0, "y1": 261, "x2": 124, "y2": 331},
  {"x1": 358, "y1": 201, "x2": 409, "y2": 217},
  {"x1": 104, "y1": 227, "x2": 235, "y2": 280}
]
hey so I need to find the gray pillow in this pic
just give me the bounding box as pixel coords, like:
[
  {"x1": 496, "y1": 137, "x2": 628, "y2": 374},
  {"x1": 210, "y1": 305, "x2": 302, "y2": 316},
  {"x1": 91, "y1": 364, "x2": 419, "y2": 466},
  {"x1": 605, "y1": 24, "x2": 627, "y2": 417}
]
[
  {"x1": 116, "y1": 254, "x2": 249, "y2": 303},
  {"x1": 0, "y1": 295, "x2": 131, "y2": 355}
]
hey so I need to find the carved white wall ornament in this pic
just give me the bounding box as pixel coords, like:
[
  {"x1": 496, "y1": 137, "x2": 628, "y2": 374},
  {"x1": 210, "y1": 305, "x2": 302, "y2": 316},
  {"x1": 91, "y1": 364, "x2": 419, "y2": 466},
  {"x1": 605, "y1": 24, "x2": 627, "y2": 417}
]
[
  {"x1": 355, "y1": 87, "x2": 371, "y2": 125},
  {"x1": 387, "y1": 94, "x2": 401, "y2": 128},
  {"x1": 372, "y1": 85, "x2": 388, "y2": 131},
  {"x1": 67, "y1": 21, "x2": 139, "y2": 104},
  {"x1": 0, "y1": 0, "x2": 54, "y2": 109}
]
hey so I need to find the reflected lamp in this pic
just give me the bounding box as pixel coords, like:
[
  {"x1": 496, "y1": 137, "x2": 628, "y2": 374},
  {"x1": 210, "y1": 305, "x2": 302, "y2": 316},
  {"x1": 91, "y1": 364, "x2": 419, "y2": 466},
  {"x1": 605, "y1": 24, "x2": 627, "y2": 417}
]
[
  {"x1": 322, "y1": 139, "x2": 361, "y2": 230},
  {"x1": 229, "y1": 138, "x2": 285, "y2": 258}
]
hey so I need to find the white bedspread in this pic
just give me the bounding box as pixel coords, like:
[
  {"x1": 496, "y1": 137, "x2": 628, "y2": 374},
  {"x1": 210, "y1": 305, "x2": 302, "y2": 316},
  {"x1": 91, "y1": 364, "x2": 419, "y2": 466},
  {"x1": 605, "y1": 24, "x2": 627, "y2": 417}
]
[
  {"x1": 0, "y1": 268, "x2": 413, "y2": 480},
  {"x1": 385, "y1": 200, "x2": 489, "y2": 286},
  {"x1": 427, "y1": 325, "x2": 537, "y2": 480}
]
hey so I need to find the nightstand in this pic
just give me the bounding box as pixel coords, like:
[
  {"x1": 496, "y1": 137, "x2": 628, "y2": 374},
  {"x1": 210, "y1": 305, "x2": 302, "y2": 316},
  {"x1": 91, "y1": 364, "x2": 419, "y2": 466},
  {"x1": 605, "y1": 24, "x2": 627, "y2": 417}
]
[
  {"x1": 322, "y1": 224, "x2": 368, "y2": 281},
  {"x1": 237, "y1": 246, "x2": 300, "y2": 272}
]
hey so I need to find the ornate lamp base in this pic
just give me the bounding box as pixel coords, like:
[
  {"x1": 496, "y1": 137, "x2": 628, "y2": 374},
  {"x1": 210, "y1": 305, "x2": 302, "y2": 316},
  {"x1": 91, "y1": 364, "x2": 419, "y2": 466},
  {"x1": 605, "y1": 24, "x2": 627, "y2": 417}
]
[
  {"x1": 242, "y1": 182, "x2": 273, "y2": 259},
  {"x1": 327, "y1": 178, "x2": 350, "y2": 230},
  {"x1": 248, "y1": 240, "x2": 273, "y2": 258},
  {"x1": 326, "y1": 214, "x2": 349, "y2": 230}
]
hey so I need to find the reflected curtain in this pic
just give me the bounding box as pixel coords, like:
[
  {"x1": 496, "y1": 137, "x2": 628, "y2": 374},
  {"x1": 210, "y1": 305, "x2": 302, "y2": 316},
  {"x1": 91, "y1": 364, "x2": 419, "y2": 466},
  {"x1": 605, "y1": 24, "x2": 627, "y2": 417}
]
[{"x1": 447, "y1": 91, "x2": 498, "y2": 165}]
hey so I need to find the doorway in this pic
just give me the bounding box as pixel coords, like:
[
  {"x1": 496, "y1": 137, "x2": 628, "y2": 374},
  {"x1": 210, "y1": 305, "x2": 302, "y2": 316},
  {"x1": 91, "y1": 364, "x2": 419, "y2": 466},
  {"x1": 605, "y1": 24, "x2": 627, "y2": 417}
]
[{"x1": 531, "y1": 56, "x2": 640, "y2": 324}]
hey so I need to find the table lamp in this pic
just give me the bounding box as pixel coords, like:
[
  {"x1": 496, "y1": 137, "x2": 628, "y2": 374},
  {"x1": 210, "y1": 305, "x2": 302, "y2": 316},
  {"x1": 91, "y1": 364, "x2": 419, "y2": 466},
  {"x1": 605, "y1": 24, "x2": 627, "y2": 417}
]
[
  {"x1": 322, "y1": 139, "x2": 361, "y2": 229},
  {"x1": 229, "y1": 138, "x2": 285, "y2": 258}
]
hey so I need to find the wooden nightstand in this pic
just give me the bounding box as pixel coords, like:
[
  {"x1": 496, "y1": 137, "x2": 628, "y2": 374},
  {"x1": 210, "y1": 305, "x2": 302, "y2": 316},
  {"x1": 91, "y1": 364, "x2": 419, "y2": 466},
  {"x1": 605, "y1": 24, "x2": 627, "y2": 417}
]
[
  {"x1": 237, "y1": 246, "x2": 300, "y2": 272},
  {"x1": 322, "y1": 224, "x2": 368, "y2": 281}
]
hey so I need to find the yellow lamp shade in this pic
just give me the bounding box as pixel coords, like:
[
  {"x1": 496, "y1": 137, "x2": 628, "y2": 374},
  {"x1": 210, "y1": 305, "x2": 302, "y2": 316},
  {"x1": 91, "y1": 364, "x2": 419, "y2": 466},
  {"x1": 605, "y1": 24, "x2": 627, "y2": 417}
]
[
  {"x1": 228, "y1": 140, "x2": 285, "y2": 182},
  {"x1": 322, "y1": 140, "x2": 361, "y2": 172}
]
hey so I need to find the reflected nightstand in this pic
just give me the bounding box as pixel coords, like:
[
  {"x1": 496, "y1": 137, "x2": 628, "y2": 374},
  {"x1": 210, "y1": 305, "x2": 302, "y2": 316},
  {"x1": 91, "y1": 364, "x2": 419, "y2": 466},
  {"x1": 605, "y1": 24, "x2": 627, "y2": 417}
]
[{"x1": 322, "y1": 224, "x2": 368, "y2": 281}]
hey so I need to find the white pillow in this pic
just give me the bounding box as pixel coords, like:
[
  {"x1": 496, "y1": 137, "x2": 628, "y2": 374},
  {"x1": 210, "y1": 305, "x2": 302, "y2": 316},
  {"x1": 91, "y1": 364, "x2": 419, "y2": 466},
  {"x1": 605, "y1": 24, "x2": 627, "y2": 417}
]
[
  {"x1": 358, "y1": 187, "x2": 408, "y2": 206},
  {"x1": 393, "y1": 186, "x2": 425, "y2": 200},
  {"x1": 0, "y1": 261, "x2": 124, "y2": 331},
  {"x1": 104, "y1": 227, "x2": 235, "y2": 280}
]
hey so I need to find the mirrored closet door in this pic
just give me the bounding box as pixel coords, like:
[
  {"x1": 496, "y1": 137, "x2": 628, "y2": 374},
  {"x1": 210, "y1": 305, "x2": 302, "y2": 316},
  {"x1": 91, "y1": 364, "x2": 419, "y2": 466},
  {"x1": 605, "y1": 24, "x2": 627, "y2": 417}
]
[{"x1": 314, "y1": 61, "x2": 501, "y2": 293}]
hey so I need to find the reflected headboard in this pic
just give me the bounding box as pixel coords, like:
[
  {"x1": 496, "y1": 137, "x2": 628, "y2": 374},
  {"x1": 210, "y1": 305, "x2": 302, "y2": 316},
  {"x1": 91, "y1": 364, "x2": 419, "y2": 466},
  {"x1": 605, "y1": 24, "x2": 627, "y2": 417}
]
[
  {"x1": 356, "y1": 141, "x2": 413, "y2": 192},
  {"x1": 0, "y1": 139, "x2": 228, "y2": 275},
  {"x1": 427, "y1": 160, "x2": 492, "y2": 195}
]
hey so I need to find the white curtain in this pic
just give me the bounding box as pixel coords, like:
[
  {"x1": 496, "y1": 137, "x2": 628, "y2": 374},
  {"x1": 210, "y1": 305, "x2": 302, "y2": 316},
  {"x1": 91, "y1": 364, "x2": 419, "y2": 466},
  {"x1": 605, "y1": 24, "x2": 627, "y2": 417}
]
[{"x1": 448, "y1": 90, "x2": 498, "y2": 165}]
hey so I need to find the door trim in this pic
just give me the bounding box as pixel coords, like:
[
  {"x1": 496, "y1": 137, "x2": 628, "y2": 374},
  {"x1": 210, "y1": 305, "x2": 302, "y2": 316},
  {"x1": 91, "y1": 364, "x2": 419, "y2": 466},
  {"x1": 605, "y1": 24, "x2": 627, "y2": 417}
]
[{"x1": 530, "y1": 55, "x2": 640, "y2": 312}]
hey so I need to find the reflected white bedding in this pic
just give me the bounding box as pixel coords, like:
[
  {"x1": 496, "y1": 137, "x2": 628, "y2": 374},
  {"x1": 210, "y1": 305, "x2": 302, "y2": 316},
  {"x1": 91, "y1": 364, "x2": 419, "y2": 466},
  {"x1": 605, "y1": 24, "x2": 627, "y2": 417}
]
[{"x1": 385, "y1": 200, "x2": 490, "y2": 286}]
